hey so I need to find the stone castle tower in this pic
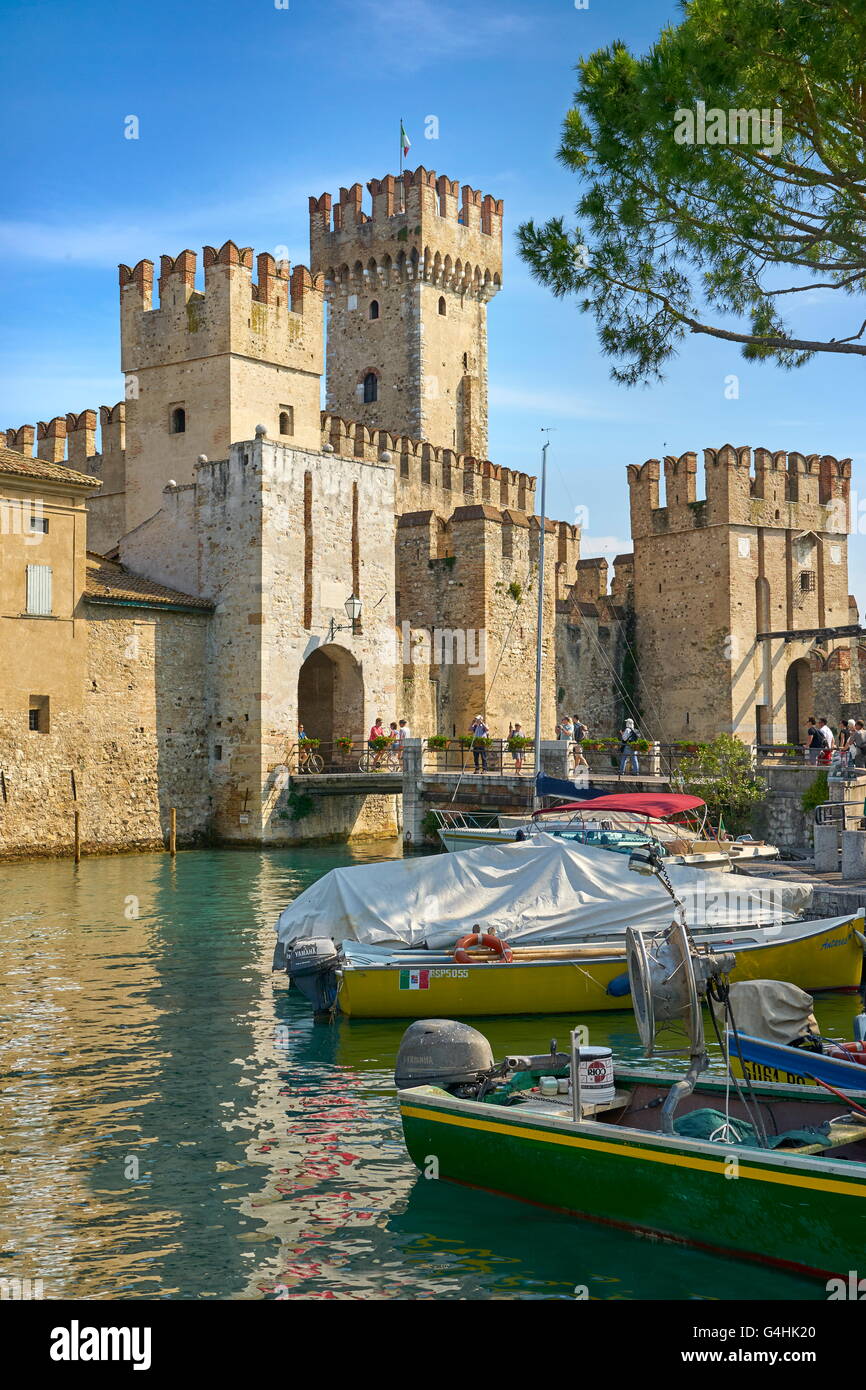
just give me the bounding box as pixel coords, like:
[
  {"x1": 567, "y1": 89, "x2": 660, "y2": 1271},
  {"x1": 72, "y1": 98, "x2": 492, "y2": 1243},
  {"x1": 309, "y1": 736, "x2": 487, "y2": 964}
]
[
  {"x1": 628, "y1": 445, "x2": 857, "y2": 744},
  {"x1": 309, "y1": 168, "x2": 502, "y2": 456},
  {"x1": 119, "y1": 245, "x2": 324, "y2": 531}
]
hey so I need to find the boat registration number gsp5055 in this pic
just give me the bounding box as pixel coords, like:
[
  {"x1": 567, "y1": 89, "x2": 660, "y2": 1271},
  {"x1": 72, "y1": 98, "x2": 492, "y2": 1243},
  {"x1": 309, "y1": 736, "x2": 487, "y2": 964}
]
[{"x1": 398, "y1": 968, "x2": 469, "y2": 990}]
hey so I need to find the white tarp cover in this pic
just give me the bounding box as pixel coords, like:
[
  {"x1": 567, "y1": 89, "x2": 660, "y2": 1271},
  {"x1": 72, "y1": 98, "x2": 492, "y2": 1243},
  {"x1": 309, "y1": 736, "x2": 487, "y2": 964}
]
[{"x1": 274, "y1": 834, "x2": 812, "y2": 949}]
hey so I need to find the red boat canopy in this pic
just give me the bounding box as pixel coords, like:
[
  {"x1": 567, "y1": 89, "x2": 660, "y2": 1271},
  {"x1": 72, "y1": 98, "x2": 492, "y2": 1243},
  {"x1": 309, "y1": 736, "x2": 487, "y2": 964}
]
[{"x1": 534, "y1": 793, "x2": 706, "y2": 819}]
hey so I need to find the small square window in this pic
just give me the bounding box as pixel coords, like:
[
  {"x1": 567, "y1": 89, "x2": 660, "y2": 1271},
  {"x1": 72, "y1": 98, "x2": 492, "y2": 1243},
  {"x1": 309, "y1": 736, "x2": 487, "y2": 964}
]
[
  {"x1": 29, "y1": 696, "x2": 49, "y2": 733},
  {"x1": 800, "y1": 569, "x2": 816, "y2": 593},
  {"x1": 29, "y1": 515, "x2": 49, "y2": 534}
]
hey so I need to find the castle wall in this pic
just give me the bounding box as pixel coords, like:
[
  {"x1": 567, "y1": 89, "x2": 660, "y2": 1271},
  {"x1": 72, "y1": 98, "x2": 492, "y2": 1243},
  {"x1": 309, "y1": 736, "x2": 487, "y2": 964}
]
[
  {"x1": 396, "y1": 504, "x2": 575, "y2": 739},
  {"x1": 0, "y1": 600, "x2": 210, "y2": 858},
  {"x1": 121, "y1": 438, "x2": 398, "y2": 844},
  {"x1": 628, "y1": 447, "x2": 859, "y2": 744},
  {"x1": 555, "y1": 556, "x2": 634, "y2": 737}
]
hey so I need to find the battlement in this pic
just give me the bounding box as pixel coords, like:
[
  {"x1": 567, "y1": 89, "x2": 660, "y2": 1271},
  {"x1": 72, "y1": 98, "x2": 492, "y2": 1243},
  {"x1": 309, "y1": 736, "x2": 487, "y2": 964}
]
[
  {"x1": 320, "y1": 412, "x2": 533, "y2": 513},
  {"x1": 5, "y1": 405, "x2": 125, "y2": 479},
  {"x1": 311, "y1": 166, "x2": 503, "y2": 237},
  {"x1": 628, "y1": 445, "x2": 852, "y2": 538},
  {"x1": 119, "y1": 242, "x2": 324, "y2": 373},
  {"x1": 310, "y1": 167, "x2": 503, "y2": 296}
]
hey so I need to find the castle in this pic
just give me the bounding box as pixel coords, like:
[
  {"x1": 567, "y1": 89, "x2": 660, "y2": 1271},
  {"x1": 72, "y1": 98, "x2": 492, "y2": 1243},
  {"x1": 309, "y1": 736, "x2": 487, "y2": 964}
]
[{"x1": 1, "y1": 164, "x2": 862, "y2": 853}]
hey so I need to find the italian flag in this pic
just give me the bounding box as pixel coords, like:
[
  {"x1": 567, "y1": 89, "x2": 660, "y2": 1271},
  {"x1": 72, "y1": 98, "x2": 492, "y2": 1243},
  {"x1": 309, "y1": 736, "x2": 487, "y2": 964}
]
[
  {"x1": 401, "y1": 121, "x2": 411, "y2": 158},
  {"x1": 399, "y1": 968, "x2": 429, "y2": 991}
]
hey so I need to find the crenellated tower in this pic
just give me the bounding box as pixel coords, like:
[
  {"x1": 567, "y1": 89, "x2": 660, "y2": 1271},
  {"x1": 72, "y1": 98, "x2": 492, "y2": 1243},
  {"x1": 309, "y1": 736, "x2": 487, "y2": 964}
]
[
  {"x1": 309, "y1": 167, "x2": 502, "y2": 458},
  {"x1": 119, "y1": 243, "x2": 324, "y2": 530},
  {"x1": 626, "y1": 444, "x2": 857, "y2": 743}
]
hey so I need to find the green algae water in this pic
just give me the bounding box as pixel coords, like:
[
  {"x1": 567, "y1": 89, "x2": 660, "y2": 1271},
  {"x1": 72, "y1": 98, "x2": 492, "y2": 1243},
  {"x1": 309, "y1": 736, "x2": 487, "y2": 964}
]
[{"x1": 0, "y1": 844, "x2": 858, "y2": 1301}]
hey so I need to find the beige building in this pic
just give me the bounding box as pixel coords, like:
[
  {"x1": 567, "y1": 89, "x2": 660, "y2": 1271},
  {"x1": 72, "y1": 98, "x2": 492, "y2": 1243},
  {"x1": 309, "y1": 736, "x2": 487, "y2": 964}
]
[
  {"x1": 1, "y1": 164, "x2": 862, "y2": 854},
  {"x1": 628, "y1": 446, "x2": 861, "y2": 744}
]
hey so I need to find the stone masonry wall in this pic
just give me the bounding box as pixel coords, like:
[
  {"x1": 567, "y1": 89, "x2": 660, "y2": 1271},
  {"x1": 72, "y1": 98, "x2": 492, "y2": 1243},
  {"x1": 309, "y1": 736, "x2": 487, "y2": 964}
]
[{"x1": 0, "y1": 604, "x2": 210, "y2": 858}]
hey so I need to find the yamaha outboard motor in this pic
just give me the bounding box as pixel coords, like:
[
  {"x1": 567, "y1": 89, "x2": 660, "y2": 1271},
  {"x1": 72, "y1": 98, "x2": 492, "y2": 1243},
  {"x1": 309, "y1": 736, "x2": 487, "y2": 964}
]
[
  {"x1": 395, "y1": 1019, "x2": 495, "y2": 1095},
  {"x1": 282, "y1": 938, "x2": 340, "y2": 1014}
]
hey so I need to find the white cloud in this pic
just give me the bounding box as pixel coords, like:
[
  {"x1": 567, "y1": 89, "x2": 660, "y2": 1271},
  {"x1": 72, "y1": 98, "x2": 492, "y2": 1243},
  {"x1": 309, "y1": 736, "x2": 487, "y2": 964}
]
[
  {"x1": 353, "y1": 0, "x2": 529, "y2": 70},
  {"x1": 0, "y1": 176, "x2": 333, "y2": 268},
  {"x1": 579, "y1": 535, "x2": 632, "y2": 558}
]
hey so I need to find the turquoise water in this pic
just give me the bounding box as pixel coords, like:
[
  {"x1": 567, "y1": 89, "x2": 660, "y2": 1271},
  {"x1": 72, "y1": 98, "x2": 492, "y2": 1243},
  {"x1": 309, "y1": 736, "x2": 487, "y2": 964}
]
[{"x1": 0, "y1": 843, "x2": 859, "y2": 1301}]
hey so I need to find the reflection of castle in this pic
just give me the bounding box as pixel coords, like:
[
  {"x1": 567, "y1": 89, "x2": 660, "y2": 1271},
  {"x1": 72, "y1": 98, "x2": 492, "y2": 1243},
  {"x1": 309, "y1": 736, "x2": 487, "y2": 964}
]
[{"x1": 0, "y1": 166, "x2": 861, "y2": 851}]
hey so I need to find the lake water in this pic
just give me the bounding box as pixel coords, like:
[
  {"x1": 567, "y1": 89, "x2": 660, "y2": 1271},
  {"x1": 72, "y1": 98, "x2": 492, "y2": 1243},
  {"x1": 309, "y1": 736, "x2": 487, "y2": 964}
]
[{"x1": 0, "y1": 843, "x2": 857, "y2": 1301}]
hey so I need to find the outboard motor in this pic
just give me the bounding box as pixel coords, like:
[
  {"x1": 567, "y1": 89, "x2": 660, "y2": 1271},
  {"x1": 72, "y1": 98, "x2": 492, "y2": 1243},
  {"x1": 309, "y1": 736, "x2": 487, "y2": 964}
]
[
  {"x1": 284, "y1": 938, "x2": 340, "y2": 1014},
  {"x1": 395, "y1": 1019, "x2": 495, "y2": 1095}
]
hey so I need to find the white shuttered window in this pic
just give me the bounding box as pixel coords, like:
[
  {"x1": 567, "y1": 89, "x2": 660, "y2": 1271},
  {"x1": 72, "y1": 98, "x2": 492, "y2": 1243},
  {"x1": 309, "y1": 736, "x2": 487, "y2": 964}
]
[{"x1": 26, "y1": 564, "x2": 52, "y2": 615}]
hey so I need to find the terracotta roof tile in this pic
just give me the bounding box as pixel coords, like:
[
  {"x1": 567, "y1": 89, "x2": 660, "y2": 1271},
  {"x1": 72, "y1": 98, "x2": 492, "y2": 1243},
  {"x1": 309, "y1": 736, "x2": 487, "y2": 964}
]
[
  {"x1": 0, "y1": 444, "x2": 99, "y2": 489},
  {"x1": 85, "y1": 553, "x2": 213, "y2": 611}
]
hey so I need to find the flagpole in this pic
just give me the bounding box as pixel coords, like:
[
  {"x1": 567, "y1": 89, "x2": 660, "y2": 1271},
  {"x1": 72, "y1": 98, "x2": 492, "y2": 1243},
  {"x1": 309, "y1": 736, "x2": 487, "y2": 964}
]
[{"x1": 533, "y1": 433, "x2": 550, "y2": 811}]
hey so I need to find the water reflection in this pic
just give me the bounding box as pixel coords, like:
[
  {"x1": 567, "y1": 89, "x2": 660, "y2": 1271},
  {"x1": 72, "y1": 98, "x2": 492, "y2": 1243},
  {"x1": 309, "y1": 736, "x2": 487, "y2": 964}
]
[{"x1": 0, "y1": 844, "x2": 854, "y2": 1300}]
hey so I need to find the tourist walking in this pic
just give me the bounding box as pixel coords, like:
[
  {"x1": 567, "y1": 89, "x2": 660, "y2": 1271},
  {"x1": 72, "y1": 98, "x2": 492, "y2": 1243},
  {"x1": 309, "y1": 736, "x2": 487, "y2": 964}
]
[
  {"x1": 619, "y1": 718, "x2": 640, "y2": 776},
  {"x1": 806, "y1": 717, "x2": 823, "y2": 766},
  {"x1": 840, "y1": 718, "x2": 857, "y2": 769},
  {"x1": 509, "y1": 721, "x2": 526, "y2": 775},
  {"x1": 395, "y1": 717, "x2": 411, "y2": 765},
  {"x1": 572, "y1": 714, "x2": 589, "y2": 771},
  {"x1": 817, "y1": 717, "x2": 835, "y2": 764},
  {"x1": 852, "y1": 721, "x2": 866, "y2": 769},
  {"x1": 470, "y1": 714, "x2": 489, "y2": 772}
]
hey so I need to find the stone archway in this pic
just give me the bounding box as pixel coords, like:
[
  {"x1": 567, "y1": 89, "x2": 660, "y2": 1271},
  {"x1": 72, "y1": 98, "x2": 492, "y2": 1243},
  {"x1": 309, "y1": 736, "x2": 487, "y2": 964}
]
[
  {"x1": 297, "y1": 644, "x2": 364, "y2": 745},
  {"x1": 785, "y1": 657, "x2": 813, "y2": 745}
]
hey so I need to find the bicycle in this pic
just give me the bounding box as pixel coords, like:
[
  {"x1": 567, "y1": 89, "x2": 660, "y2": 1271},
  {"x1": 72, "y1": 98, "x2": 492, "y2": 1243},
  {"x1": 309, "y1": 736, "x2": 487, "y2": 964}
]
[
  {"x1": 297, "y1": 746, "x2": 324, "y2": 773},
  {"x1": 359, "y1": 746, "x2": 400, "y2": 772}
]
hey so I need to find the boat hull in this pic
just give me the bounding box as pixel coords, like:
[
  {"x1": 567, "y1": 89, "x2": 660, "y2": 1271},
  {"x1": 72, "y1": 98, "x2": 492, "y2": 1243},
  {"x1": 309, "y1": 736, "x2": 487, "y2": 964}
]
[
  {"x1": 336, "y1": 915, "x2": 863, "y2": 1018},
  {"x1": 399, "y1": 1072, "x2": 866, "y2": 1277},
  {"x1": 729, "y1": 1031, "x2": 866, "y2": 1091}
]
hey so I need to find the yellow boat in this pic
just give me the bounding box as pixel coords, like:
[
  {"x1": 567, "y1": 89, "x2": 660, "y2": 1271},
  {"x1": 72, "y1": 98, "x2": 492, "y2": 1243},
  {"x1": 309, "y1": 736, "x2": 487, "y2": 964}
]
[{"x1": 335, "y1": 914, "x2": 864, "y2": 1018}]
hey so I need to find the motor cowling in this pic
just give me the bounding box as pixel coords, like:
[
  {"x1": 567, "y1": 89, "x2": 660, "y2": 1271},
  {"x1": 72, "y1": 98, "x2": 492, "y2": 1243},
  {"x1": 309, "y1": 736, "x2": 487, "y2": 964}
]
[
  {"x1": 285, "y1": 937, "x2": 340, "y2": 1014},
  {"x1": 395, "y1": 1019, "x2": 495, "y2": 1092}
]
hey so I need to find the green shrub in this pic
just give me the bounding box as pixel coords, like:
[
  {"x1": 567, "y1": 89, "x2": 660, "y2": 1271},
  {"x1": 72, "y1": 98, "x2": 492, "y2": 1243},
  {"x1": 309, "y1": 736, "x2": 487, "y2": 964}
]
[
  {"x1": 801, "y1": 770, "x2": 829, "y2": 816},
  {"x1": 678, "y1": 734, "x2": 766, "y2": 836},
  {"x1": 420, "y1": 810, "x2": 442, "y2": 842},
  {"x1": 285, "y1": 789, "x2": 314, "y2": 822},
  {"x1": 426, "y1": 734, "x2": 448, "y2": 750}
]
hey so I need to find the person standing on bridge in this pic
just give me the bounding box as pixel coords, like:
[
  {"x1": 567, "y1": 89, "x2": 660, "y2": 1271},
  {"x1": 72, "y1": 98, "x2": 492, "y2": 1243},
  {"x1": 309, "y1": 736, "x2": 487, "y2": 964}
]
[
  {"x1": 619, "y1": 719, "x2": 640, "y2": 777},
  {"x1": 470, "y1": 714, "x2": 489, "y2": 773}
]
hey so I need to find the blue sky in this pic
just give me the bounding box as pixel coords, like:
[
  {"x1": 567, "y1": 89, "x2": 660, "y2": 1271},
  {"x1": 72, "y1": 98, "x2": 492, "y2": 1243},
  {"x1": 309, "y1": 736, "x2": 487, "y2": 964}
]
[{"x1": 2, "y1": 0, "x2": 863, "y2": 606}]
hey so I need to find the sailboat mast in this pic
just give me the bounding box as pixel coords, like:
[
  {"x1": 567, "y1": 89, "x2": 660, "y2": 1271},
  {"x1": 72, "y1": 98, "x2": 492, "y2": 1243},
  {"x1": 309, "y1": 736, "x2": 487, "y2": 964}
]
[{"x1": 532, "y1": 437, "x2": 550, "y2": 811}]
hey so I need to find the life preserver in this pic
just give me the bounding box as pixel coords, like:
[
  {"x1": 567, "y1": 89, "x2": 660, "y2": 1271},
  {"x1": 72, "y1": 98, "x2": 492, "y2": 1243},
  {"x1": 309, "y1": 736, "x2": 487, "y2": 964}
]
[
  {"x1": 829, "y1": 1041, "x2": 866, "y2": 1065},
  {"x1": 454, "y1": 932, "x2": 514, "y2": 964}
]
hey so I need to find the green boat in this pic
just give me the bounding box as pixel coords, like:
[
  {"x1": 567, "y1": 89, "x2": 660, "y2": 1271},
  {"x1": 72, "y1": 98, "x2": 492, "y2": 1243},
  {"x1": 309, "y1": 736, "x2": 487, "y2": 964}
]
[
  {"x1": 398, "y1": 1061, "x2": 866, "y2": 1279},
  {"x1": 396, "y1": 853, "x2": 866, "y2": 1279}
]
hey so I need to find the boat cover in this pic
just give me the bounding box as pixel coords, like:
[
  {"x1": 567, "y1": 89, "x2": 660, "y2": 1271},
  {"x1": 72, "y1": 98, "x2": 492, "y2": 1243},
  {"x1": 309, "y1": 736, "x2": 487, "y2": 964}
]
[
  {"x1": 538, "y1": 793, "x2": 706, "y2": 818},
  {"x1": 273, "y1": 834, "x2": 812, "y2": 950},
  {"x1": 726, "y1": 980, "x2": 817, "y2": 1045}
]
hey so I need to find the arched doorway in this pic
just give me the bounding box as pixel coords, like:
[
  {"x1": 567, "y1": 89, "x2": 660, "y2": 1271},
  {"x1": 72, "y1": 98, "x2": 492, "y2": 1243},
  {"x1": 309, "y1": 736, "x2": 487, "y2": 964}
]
[
  {"x1": 785, "y1": 658, "x2": 813, "y2": 745},
  {"x1": 297, "y1": 644, "x2": 364, "y2": 745}
]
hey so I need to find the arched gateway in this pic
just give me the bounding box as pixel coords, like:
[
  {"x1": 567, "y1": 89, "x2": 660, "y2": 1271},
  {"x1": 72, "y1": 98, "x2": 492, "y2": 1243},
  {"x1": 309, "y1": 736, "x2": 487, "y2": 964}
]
[
  {"x1": 785, "y1": 657, "x2": 813, "y2": 746},
  {"x1": 297, "y1": 644, "x2": 364, "y2": 745}
]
